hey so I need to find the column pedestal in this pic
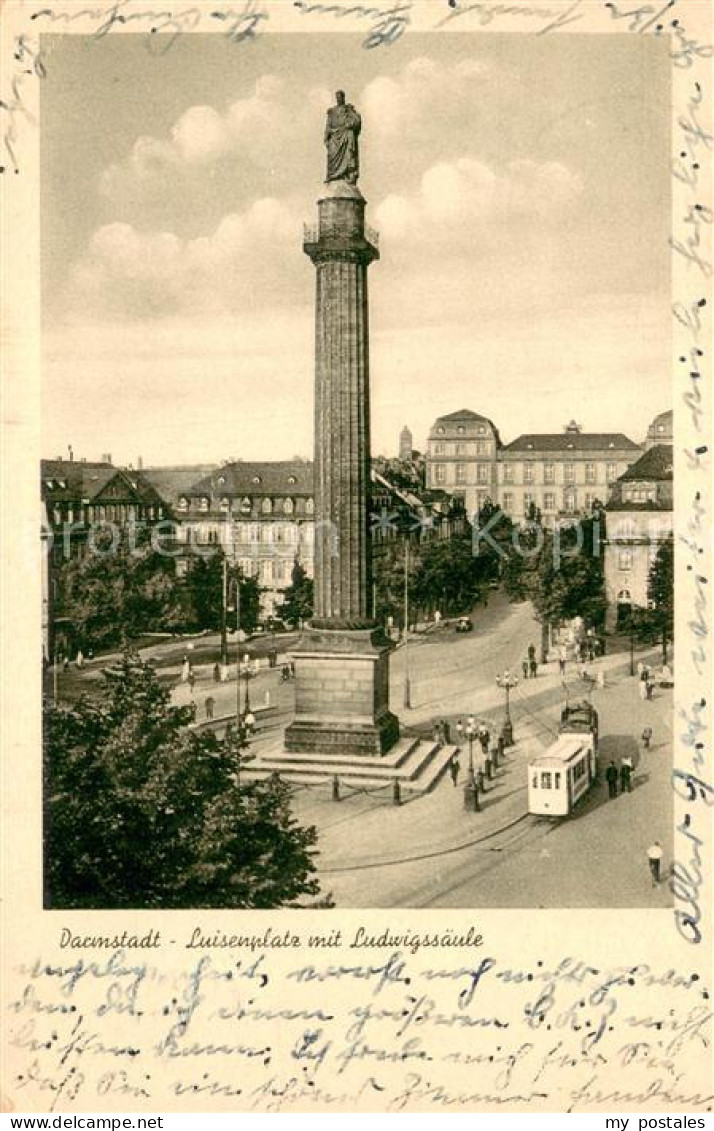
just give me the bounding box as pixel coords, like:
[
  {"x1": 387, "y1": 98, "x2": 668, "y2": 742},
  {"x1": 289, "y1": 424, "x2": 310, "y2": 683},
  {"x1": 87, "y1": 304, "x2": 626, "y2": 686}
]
[{"x1": 285, "y1": 626, "x2": 399, "y2": 756}]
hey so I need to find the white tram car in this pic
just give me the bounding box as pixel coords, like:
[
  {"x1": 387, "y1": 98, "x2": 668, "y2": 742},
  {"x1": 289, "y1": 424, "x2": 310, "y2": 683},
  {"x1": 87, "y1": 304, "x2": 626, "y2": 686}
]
[{"x1": 527, "y1": 734, "x2": 595, "y2": 817}]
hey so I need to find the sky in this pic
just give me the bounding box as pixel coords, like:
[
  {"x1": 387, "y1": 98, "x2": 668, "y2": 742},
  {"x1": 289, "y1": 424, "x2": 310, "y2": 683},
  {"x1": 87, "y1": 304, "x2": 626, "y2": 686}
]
[{"x1": 41, "y1": 32, "x2": 672, "y2": 465}]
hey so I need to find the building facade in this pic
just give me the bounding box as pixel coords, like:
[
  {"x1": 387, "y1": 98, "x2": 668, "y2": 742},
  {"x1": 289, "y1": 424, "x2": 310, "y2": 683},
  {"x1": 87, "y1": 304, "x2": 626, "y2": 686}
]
[
  {"x1": 425, "y1": 409, "x2": 501, "y2": 520},
  {"x1": 173, "y1": 461, "x2": 316, "y2": 618},
  {"x1": 604, "y1": 444, "x2": 673, "y2": 631},
  {"x1": 644, "y1": 408, "x2": 673, "y2": 450},
  {"x1": 497, "y1": 422, "x2": 642, "y2": 526}
]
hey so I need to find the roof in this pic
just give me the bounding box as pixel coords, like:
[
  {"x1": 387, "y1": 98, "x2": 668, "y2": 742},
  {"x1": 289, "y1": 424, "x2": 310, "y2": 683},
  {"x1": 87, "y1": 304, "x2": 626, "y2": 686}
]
[
  {"x1": 188, "y1": 460, "x2": 314, "y2": 499},
  {"x1": 504, "y1": 433, "x2": 641, "y2": 454},
  {"x1": 140, "y1": 466, "x2": 216, "y2": 506},
  {"x1": 618, "y1": 444, "x2": 673, "y2": 482},
  {"x1": 429, "y1": 408, "x2": 502, "y2": 446},
  {"x1": 529, "y1": 734, "x2": 587, "y2": 768}
]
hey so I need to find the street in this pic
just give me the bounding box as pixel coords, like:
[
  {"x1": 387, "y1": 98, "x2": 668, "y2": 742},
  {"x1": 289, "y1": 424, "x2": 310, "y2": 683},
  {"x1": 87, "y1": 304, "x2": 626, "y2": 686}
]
[{"x1": 49, "y1": 593, "x2": 672, "y2": 910}]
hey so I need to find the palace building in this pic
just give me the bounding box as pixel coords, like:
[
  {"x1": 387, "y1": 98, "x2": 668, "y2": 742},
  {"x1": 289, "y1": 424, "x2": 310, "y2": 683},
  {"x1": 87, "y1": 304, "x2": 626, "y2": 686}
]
[{"x1": 425, "y1": 408, "x2": 501, "y2": 519}]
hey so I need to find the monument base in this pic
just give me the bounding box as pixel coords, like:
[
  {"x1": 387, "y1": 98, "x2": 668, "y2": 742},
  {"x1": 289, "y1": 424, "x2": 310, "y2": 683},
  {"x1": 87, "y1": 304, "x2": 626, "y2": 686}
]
[{"x1": 284, "y1": 625, "x2": 400, "y2": 757}]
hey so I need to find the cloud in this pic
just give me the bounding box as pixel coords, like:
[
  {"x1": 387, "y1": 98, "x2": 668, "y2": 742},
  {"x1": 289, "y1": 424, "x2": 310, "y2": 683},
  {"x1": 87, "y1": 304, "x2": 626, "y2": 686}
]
[
  {"x1": 375, "y1": 156, "x2": 583, "y2": 249},
  {"x1": 66, "y1": 197, "x2": 306, "y2": 319},
  {"x1": 100, "y1": 76, "x2": 331, "y2": 205}
]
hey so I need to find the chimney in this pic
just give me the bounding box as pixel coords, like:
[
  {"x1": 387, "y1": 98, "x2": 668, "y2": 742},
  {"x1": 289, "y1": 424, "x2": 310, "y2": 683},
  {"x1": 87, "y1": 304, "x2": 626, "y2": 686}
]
[
  {"x1": 68, "y1": 445, "x2": 74, "y2": 462},
  {"x1": 102, "y1": 453, "x2": 113, "y2": 465},
  {"x1": 137, "y1": 456, "x2": 143, "y2": 470}
]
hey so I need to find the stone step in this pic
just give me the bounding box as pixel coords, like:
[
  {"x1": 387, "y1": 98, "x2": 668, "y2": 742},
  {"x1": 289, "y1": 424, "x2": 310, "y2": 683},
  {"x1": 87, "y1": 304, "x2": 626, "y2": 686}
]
[
  {"x1": 256, "y1": 733, "x2": 423, "y2": 773},
  {"x1": 241, "y1": 741, "x2": 458, "y2": 797}
]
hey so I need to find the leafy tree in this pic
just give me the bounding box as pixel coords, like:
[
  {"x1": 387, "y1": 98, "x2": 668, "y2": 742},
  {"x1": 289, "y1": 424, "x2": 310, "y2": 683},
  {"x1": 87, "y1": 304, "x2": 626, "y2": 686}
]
[
  {"x1": 279, "y1": 559, "x2": 314, "y2": 626},
  {"x1": 647, "y1": 532, "x2": 674, "y2": 661},
  {"x1": 186, "y1": 551, "x2": 261, "y2": 635},
  {"x1": 45, "y1": 654, "x2": 319, "y2": 909},
  {"x1": 56, "y1": 542, "x2": 187, "y2": 651}
]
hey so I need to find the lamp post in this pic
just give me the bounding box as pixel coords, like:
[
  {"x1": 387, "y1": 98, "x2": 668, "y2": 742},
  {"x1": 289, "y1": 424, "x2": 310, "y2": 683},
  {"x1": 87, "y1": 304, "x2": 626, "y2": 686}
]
[
  {"x1": 220, "y1": 557, "x2": 229, "y2": 667},
  {"x1": 496, "y1": 670, "x2": 518, "y2": 747},
  {"x1": 462, "y1": 718, "x2": 480, "y2": 812},
  {"x1": 403, "y1": 538, "x2": 412, "y2": 709},
  {"x1": 243, "y1": 652, "x2": 251, "y2": 715},
  {"x1": 227, "y1": 575, "x2": 243, "y2": 729}
]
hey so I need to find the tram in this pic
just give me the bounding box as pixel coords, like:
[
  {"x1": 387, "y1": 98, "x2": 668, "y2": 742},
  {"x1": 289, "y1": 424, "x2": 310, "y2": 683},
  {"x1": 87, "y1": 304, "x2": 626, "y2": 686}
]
[
  {"x1": 559, "y1": 700, "x2": 599, "y2": 750},
  {"x1": 527, "y1": 734, "x2": 596, "y2": 817}
]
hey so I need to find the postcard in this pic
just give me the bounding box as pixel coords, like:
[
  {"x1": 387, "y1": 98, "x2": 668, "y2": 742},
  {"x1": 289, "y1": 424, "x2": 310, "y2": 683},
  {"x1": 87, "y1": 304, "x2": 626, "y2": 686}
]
[{"x1": 1, "y1": 0, "x2": 712, "y2": 1114}]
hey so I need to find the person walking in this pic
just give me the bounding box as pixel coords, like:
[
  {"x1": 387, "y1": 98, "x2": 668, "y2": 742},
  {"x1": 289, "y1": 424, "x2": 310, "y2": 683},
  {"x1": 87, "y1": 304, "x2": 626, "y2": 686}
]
[
  {"x1": 647, "y1": 841, "x2": 663, "y2": 886},
  {"x1": 529, "y1": 656, "x2": 538, "y2": 679},
  {"x1": 478, "y1": 724, "x2": 490, "y2": 755},
  {"x1": 205, "y1": 695, "x2": 215, "y2": 720},
  {"x1": 639, "y1": 677, "x2": 648, "y2": 701},
  {"x1": 558, "y1": 645, "x2": 567, "y2": 675},
  {"x1": 522, "y1": 658, "x2": 529, "y2": 680},
  {"x1": 442, "y1": 718, "x2": 451, "y2": 744},
  {"x1": 188, "y1": 669, "x2": 196, "y2": 695},
  {"x1": 244, "y1": 710, "x2": 256, "y2": 736},
  {"x1": 213, "y1": 662, "x2": 221, "y2": 683},
  {"x1": 646, "y1": 677, "x2": 654, "y2": 701},
  {"x1": 620, "y1": 761, "x2": 632, "y2": 793},
  {"x1": 605, "y1": 760, "x2": 618, "y2": 799},
  {"x1": 433, "y1": 721, "x2": 443, "y2": 747},
  {"x1": 448, "y1": 752, "x2": 460, "y2": 787},
  {"x1": 642, "y1": 725, "x2": 653, "y2": 750}
]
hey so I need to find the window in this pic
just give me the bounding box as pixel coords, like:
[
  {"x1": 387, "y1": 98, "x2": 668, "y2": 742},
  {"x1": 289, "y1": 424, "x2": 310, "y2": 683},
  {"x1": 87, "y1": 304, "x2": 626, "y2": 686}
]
[
  {"x1": 503, "y1": 464, "x2": 514, "y2": 484},
  {"x1": 606, "y1": 462, "x2": 618, "y2": 483},
  {"x1": 544, "y1": 462, "x2": 555, "y2": 484},
  {"x1": 541, "y1": 772, "x2": 552, "y2": 789},
  {"x1": 502, "y1": 492, "x2": 513, "y2": 513},
  {"x1": 284, "y1": 498, "x2": 294, "y2": 514},
  {"x1": 585, "y1": 462, "x2": 596, "y2": 484},
  {"x1": 457, "y1": 425, "x2": 465, "y2": 434},
  {"x1": 433, "y1": 442, "x2": 445, "y2": 455},
  {"x1": 554, "y1": 773, "x2": 561, "y2": 790},
  {"x1": 261, "y1": 560, "x2": 274, "y2": 582},
  {"x1": 475, "y1": 440, "x2": 490, "y2": 456},
  {"x1": 217, "y1": 475, "x2": 226, "y2": 486},
  {"x1": 252, "y1": 475, "x2": 261, "y2": 484},
  {"x1": 434, "y1": 464, "x2": 446, "y2": 485},
  {"x1": 524, "y1": 493, "x2": 534, "y2": 513},
  {"x1": 564, "y1": 462, "x2": 575, "y2": 484},
  {"x1": 200, "y1": 497, "x2": 210, "y2": 512},
  {"x1": 306, "y1": 497, "x2": 314, "y2": 514},
  {"x1": 219, "y1": 497, "x2": 230, "y2": 512},
  {"x1": 532, "y1": 774, "x2": 538, "y2": 789},
  {"x1": 240, "y1": 496, "x2": 252, "y2": 514},
  {"x1": 437, "y1": 426, "x2": 445, "y2": 435},
  {"x1": 455, "y1": 463, "x2": 467, "y2": 485},
  {"x1": 544, "y1": 492, "x2": 556, "y2": 511},
  {"x1": 523, "y1": 462, "x2": 534, "y2": 484},
  {"x1": 563, "y1": 487, "x2": 577, "y2": 513},
  {"x1": 178, "y1": 497, "x2": 188, "y2": 511},
  {"x1": 288, "y1": 475, "x2": 297, "y2": 484},
  {"x1": 618, "y1": 550, "x2": 633, "y2": 571},
  {"x1": 262, "y1": 498, "x2": 273, "y2": 514},
  {"x1": 476, "y1": 464, "x2": 490, "y2": 485},
  {"x1": 455, "y1": 442, "x2": 467, "y2": 455}
]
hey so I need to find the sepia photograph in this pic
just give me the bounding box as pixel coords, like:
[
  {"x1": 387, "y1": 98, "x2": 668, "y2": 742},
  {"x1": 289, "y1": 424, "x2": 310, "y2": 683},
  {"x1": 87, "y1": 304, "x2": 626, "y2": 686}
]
[{"x1": 38, "y1": 30, "x2": 677, "y2": 912}]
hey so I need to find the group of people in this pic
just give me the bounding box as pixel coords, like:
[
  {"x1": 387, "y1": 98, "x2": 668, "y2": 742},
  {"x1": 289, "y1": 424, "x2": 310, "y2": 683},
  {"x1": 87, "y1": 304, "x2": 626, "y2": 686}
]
[
  {"x1": 605, "y1": 756, "x2": 634, "y2": 798},
  {"x1": 637, "y1": 662, "x2": 656, "y2": 701},
  {"x1": 445, "y1": 717, "x2": 504, "y2": 788},
  {"x1": 521, "y1": 642, "x2": 538, "y2": 680}
]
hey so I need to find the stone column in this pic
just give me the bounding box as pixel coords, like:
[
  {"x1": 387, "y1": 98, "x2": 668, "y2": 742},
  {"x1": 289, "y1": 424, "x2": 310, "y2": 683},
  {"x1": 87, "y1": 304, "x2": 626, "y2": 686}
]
[{"x1": 284, "y1": 181, "x2": 399, "y2": 757}]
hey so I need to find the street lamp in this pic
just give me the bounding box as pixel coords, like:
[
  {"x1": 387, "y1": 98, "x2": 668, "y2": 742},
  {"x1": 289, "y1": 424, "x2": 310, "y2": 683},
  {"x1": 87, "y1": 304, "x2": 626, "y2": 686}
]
[
  {"x1": 496, "y1": 670, "x2": 518, "y2": 747},
  {"x1": 403, "y1": 538, "x2": 412, "y2": 709},
  {"x1": 227, "y1": 575, "x2": 243, "y2": 729},
  {"x1": 243, "y1": 651, "x2": 252, "y2": 715},
  {"x1": 462, "y1": 718, "x2": 480, "y2": 812}
]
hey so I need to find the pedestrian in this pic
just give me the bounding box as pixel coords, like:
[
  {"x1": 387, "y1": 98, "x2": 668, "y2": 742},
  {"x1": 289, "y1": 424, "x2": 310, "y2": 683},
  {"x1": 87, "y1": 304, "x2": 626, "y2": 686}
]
[
  {"x1": 442, "y1": 718, "x2": 451, "y2": 744},
  {"x1": 433, "y1": 721, "x2": 442, "y2": 747},
  {"x1": 647, "y1": 841, "x2": 663, "y2": 886},
  {"x1": 637, "y1": 661, "x2": 645, "y2": 679},
  {"x1": 244, "y1": 710, "x2": 256, "y2": 735},
  {"x1": 205, "y1": 695, "x2": 215, "y2": 720},
  {"x1": 213, "y1": 662, "x2": 221, "y2": 683},
  {"x1": 528, "y1": 642, "x2": 536, "y2": 663},
  {"x1": 522, "y1": 659, "x2": 529, "y2": 680},
  {"x1": 290, "y1": 661, "x2": 295, "y2": 678},
  {"x1": 529, "y1": 657, "x2": 538, "y2": 679},
  {"x1": 188, "y1": 669, "x2": 196, "y2": 695},
  {"x1": 597, "y1": 669, "x2": 606, "y2": 691},
  {"x1": 449, "y1": 752, "x2": 460, "y2": 786},
  {"x1": 620, "y1": 761, "x2": 632, "y2": 793},
  {"x1": 75, "y1": 649, "x2": 84, "y2": 669},
  {"x1": 605, "y1": 760, "x2": 618, "y2": 799},
  {"x1": 642, "y1": 725, "x2": 653, "y2": 750},
  {"x1": 478, "y1": 726, "x2": 490, "y2": 755},
  {"x1": 638, "y1": 678, "x2": 647, "y2": 701},
  {"x1": 646, "y1": 678, "x2": 654, "y2": 701},
  {"x1": 181, "y1": 659, "x2": 190, "y2": 684},
  {"x1": 558, "y1": 645, "x2": 567, "y2": 675}
]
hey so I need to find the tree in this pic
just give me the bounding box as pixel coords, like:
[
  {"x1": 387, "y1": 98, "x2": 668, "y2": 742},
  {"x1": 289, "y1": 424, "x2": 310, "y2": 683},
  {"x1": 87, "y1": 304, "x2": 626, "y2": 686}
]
[
  {"x1": 186, "y1": 551, "x2": 261, "y2": 635},
  {"x1": 647, "y1": 533, "x2": 674, "y2": 662},
  {"x1": 56, "y1": 542, "x2": 187, "y2": 652},
  {"x1": 280, "y1": 559, "x2": 314, "y2": 626},
  {"x1": 45, "y1": 655, "x2": 320, "y2": 909}
]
